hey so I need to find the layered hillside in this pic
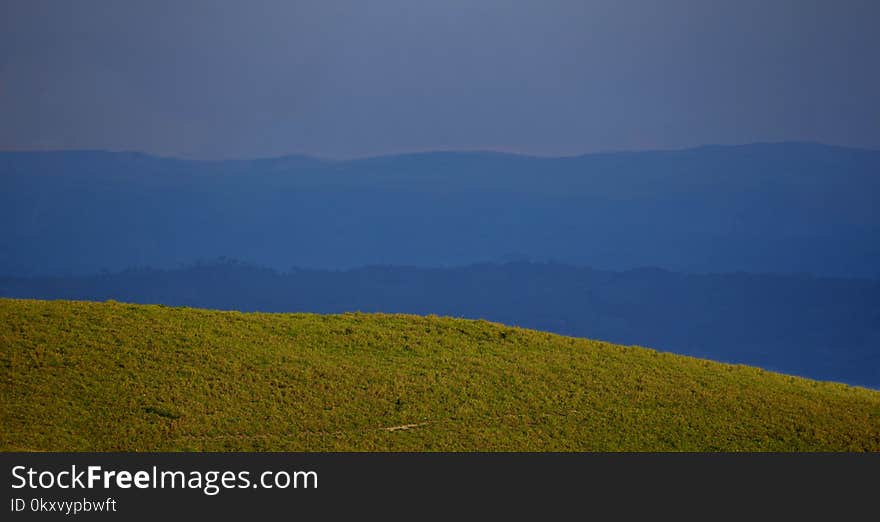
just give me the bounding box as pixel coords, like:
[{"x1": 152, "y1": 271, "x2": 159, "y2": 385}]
[{"x1": 3, "y1": 143, "x2": 879, "y2": 278}]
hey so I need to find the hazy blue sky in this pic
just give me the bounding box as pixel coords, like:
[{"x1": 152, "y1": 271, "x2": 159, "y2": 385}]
[{"x1": 1, "y1": 0, "x2": 878, "y2": 159}]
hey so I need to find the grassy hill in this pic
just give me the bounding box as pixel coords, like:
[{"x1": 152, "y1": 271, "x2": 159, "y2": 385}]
[{"x1": 2, "y1": 298, "x2": 879, "y2": 451}]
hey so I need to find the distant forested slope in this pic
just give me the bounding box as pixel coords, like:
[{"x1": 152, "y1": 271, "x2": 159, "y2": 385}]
[{"x1": 2, "y1": 142, "x2": 878, "y2": 277}]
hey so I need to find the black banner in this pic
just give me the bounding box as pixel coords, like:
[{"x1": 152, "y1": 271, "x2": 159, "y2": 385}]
[{"x1": 2, "y1": 453, "x2": 877, "y2": 519}]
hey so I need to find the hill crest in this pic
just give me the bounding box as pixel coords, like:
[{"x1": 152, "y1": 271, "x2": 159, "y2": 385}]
[{"x1": 2, "y1": 298, "x2": 878, "y2": 451}]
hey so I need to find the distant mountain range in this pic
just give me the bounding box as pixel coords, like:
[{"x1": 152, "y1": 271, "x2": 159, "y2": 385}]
[
  {"x1": 2, "y1": 142, "x2": 878, "y2": 277},
  {"x1": 3, "y1": 260, "x2": 878, "y2": 388}
]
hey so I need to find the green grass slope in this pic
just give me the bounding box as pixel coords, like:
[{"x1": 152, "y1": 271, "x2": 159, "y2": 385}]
[{"x1": 2, "y1": 298, "x2": 879, "y2": 451}]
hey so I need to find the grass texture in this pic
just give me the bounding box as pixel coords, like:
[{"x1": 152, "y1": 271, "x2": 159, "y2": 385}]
[{"x1": 2, "y1": 298, "x2": 879, "y2": 451}]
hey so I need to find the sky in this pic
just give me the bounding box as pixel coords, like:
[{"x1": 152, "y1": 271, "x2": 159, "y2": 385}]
[{"x1": 1, "y1": 0, "x2": 879, "y2": 159}]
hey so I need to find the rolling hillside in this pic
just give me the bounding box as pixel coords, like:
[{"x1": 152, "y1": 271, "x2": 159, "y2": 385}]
[
  {"x1": 2, "y1": 298, "x2": 879, "y2": 451},
  {"x1": 3, "y1": 261, "x2": 878, "y2": 387}
]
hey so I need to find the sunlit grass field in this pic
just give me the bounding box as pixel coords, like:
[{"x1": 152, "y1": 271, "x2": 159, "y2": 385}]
[{"x1": 2, "y1": 298, "x2": 878, "y2": 451}]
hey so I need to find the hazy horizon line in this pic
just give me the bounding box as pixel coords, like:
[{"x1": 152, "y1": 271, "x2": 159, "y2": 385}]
[{"x1": 2, "y1": 140, "x2": 877, "y2": 163}]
